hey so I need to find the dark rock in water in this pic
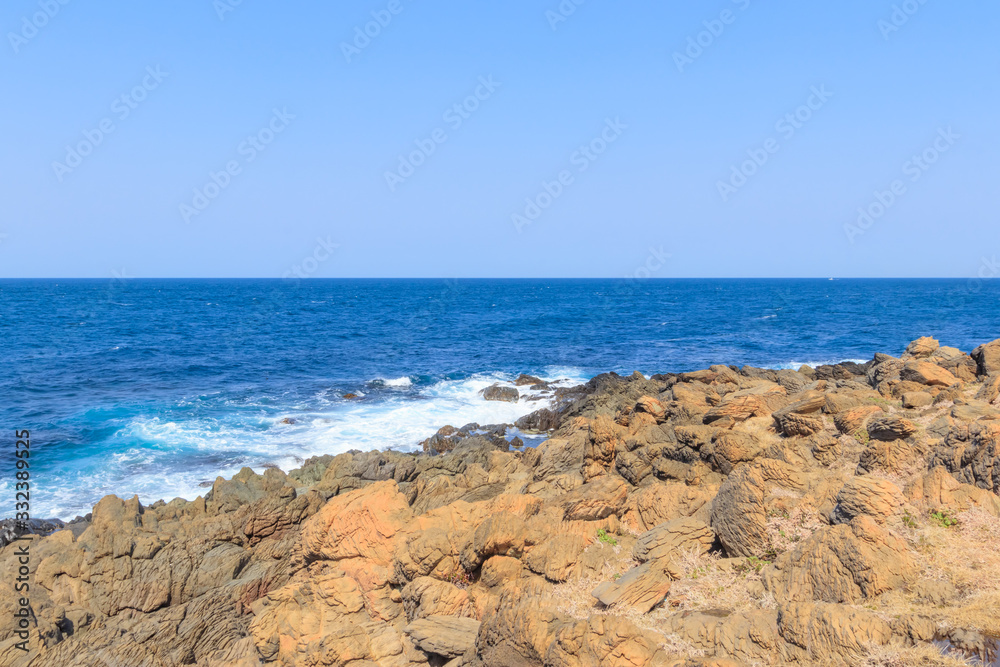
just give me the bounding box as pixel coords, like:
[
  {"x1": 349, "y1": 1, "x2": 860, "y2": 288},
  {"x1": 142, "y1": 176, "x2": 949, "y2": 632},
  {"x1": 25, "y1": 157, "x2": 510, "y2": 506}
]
[
  {"x1": 342, "y1": 393, "x2": 359, "y2": 400},
  {"x1": 515, "y1": 408, "x2": 560, "y2": 432},
  {"x1": 421, "y1": 425, "x2": 462, "y2": 455},
  {"x1": 529, "y1": 383, "x2": 549, "y2": 391},
  {"x1": 481, "y1": 424, "x2": 508, "y2": 437},
  {"x1": 515, "y1": 374, "x2": 544, "y2": 386},
  {"x1": 0, "y1": 518, "x2": 65, "y2": 549},
  {"x1": 280, "y1": 417, "x2": 296, "y2": 424},
  {"x1": 482, "y1": 384, "x2": 519, "y2": 402}
]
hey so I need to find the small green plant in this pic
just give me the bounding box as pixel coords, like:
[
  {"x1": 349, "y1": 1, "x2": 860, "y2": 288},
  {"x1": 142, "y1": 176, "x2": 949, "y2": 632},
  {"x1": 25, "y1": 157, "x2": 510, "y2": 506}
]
[
  {"x1": 852, "y1": 427, "x2": 870, "y2": 446},
  {"x1": 929, "y1": 509, "x2": 958, "y2": 528},
  {"x1": 596, "y1": 529, "x2": 617, "y2": 546},
  {"x1": 612, "y1": 573, "x2": 621, "y2": 581},
  {"x1": 739, "y1": 555, "x2": 771, "y2": 574},
  {"x1": 902, "y1": 510, "x2": 918, "y2": 529}
]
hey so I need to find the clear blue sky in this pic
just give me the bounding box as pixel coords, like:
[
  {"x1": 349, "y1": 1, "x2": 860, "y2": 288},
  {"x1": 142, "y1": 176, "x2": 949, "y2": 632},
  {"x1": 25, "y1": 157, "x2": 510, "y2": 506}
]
[{"x1": 1, "y1": 1, "x2": 998, "y2": 278}]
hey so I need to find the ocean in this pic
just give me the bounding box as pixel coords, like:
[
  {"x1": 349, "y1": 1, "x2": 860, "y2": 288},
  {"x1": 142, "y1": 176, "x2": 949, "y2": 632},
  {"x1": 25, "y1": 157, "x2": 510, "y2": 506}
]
[{"x1": 2, "y1": 278, "x2": 998, "y2": 520}]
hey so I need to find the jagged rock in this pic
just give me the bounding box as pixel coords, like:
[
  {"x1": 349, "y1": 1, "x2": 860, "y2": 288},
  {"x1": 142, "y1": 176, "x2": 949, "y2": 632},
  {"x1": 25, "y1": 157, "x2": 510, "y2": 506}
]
[
  {"x1": 857, "y1": 438, "x2": 918, "y2": 476},
  {"x1": 777, "y1": 602, "x2": 891, "y2": 662},
  {"x1": 516, "y1": 374, "x2": 544, "y2": 386},
  {"x1": 591, "y1": 561, "x2": 673, "y2": 613},
  {"x1": 900, "y1": 360, "x2": 958, "y2": 387},
  {"x1": 764, "y1": 516, "x2": 916, "y2": 603},
  {"x1": 834, "y1": 405, "x2": 884, "y2": 434},
  {"x1": 977, "y1": 375, "x2": 1000, "y2": 404},
  {"x1": 632, "y1": 517, "x2": 714, "y2": 564},
  {"x1": 808, "y1": 432, "x2": 842, "y2": 466},
  {"x1": 10, "y1": 338, "x2": 1000, "y2": 667},
  {"x1": 972, "y1": 338, "x2": 1000, "y2": 376},
  {"x1": 582, "y1": 415, "x2": 626, "y2": 481},
  {"x1": 515, "y1": 407, "x2": 561, "y2": 432},
  {"x1": 406, "y1": 615, "x2": 481, "y2": 658},
  {"x1": 712, "y1": 431, "x2": 765, "y2": 475},
  {"x1": 635, "y1": 395, "x2": 667, "y2": 421},
  {"x1": 628, "y1": 482, "x2": 716, "y2": 531},
  {"x1": 902, "y1": 391, "x2": 933, "y2": 408},
  {"x1": 905, "y1": 466, "x2": 1000, "y2": 516},
  {"x1": 561, "y1": 476, "x2": 629, "y2": 521},
  {"x1": 401, "y1": 576, "x2": 474, "y2": 621},
  {"x1": 703, "y1": 394, "x2": 770, "y2": 425},
  {"x1": 931, "y1": 421, "x2": 1000, "y2": 495},
  {"x1": 459, "y1": 511, "x2": 528, "y2": 571},
  {"x1": 524, "y1": 534, "x2": 589, "y2": 582},
  {"x1": 906, "y1": 336, "x2": 940, "y2": 358},
  {"x1": 711, "y1": 459, "x2": 805, "y2": 558},
  {"x1": 867, "y1": 415, "x2": 917, "y2": 441},
  {"x1": 483, "y1": 384, "x2": 519, "y2": 402},
  {"x1": 829, "y1": 476, "x2": 904, "y2": 525},
  {"x1": 774, "y1": 412, "x2": 824, "y2": 437}
]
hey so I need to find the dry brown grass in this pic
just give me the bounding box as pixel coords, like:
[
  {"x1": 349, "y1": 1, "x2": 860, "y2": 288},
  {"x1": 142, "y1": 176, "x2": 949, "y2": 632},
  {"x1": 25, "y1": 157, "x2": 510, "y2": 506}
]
[
  {"x1": 766, "y1": 504, "x2": 823, "y2": 555},
  {"x1": 650, "y1": 548, "x2": 775, "y2": 616},
  {"x1": 867, "y1": 505, "x2": 1000, "y2": 641},
  {"x1": 858, "y1": 642, "x2": 974, "y2": 667},
  {"x1": 551, "y1": 543, "x2": 637, "y2": 620}
]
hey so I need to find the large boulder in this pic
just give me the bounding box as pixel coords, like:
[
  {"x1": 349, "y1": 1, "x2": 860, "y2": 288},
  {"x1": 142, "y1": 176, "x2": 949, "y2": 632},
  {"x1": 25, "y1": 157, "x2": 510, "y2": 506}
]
[
  {"x1": 905, "y1": 336, "x2": 940, "y2": 358},
  {"x1": 632, "y1": 517, "x2": 714, "y2": 564},
  {"x1": 406, "y1": 615, "x2": 481, "y2": 658},
  {"x1": 834, "y1": 405, "x2": 884, "y2": 435},
  {"x1": 591, "y1": 561, "x2": 673, "y2": 613},
  {"x1": 764, "y1": 516, "x2": 916, "y2": 603},
  {"x1": 900, "y1": 360, "x2": 958, "y2": 387},
  {"x1": 777, "y1": 602, "x2": 892, "y2": 662},
  {"x1": 829, "y1": 476, "x2": 904, "y2": 525},
  {"x1": 867, "y1": 415, "x2": 917, "y2": 441},
  {"x1": 483, "y1": 384, "x2": 519, "y2": 402},
  {"x1": 972, "y1": 338, "x2": 1000, "y2": 377},
  {"x1": 711, "y1": 459, "x2": 805, "y2": 558}
]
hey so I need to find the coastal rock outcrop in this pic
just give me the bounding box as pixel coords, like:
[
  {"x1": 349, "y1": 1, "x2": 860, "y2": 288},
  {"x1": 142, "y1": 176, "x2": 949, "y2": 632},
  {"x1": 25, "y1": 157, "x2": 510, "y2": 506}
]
[{"x1": 3, "y1": 336, "x2": 1000, "y2": 667}]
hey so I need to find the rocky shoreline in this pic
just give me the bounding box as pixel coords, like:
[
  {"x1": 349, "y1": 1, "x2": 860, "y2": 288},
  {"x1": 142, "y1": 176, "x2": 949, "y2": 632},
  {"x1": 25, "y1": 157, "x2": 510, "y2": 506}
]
[{"x1": 3, "y1": 337, "x2": 1000, "y2": 666}]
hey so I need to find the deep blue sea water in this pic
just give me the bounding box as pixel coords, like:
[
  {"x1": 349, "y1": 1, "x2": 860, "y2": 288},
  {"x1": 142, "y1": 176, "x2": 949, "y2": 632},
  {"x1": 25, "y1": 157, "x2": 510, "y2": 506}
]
[{"x1": 2, "y1": 278, "x2": 999, "y2": 519}]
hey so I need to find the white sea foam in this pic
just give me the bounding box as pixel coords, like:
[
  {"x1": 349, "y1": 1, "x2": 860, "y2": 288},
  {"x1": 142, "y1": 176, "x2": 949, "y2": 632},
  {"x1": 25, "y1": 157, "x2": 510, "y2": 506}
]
[
  {"x1": 373, "y1": 376, "x2": 414, "y2": 388},
  {"x1": 36, "y1": 370, "x2": 591, "y2": 520},
  {"x1": 772, "y1": 358, "x2": 869, "y2": 370}
]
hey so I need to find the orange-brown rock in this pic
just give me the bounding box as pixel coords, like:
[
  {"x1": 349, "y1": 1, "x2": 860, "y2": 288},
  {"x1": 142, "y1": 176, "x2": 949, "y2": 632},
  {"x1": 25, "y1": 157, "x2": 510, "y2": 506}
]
[
  {"x1": 764, "y1": 516, "x2": 916, "y2": 603},
  {"x1": 900, "y1": 360, "x2": 958, "y2": 387},
  {"x1": 833, "y1": 405, "x2": 883, "y2": 434}
]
